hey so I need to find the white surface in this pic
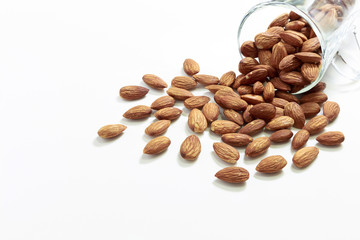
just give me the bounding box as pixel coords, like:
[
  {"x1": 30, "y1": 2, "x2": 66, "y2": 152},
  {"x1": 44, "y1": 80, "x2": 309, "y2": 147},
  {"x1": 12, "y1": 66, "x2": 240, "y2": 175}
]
[{"x1": 1, "y1": 1, "x2": 360, "y2": 240}]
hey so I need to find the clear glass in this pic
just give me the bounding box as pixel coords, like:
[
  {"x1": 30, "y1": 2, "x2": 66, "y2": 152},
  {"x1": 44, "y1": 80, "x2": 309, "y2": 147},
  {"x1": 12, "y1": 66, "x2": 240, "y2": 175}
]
[{"x1": 237, "y1": 0, "x2": 360, "y2": 94}]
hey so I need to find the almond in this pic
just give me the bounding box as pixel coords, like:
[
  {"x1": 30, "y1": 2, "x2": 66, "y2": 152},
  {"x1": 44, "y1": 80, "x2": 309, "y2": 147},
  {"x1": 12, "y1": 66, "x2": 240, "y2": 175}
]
[
  {"x1": 300, "y1": 91, "x2": 328, "y2": 104},
  {"x1": 268, "y1": 13, "x2": 289, "y2": 28},
  {"x1": 151, "y1": 96, "x2": 176, "y2": 110},
  {"x1": 184, "y1": 96, "x2": 211, "y2": 109},
  {"x1": 253, "y1": 81, "x2": 264, "y2": 95},
  {"x1": 301, "y1": 37, "x2": 320, "y2": 52},
  {"x1": 245, "y1": 137, "x2": 271, "y2": 157},
  {"x1": 274, "y1": 107, "x2": 284, "y2": 119},
  {"x1": 283, "y1": 42, "x2": 297, "y2": 54},
  {"x1": 292, "y1": 146, "x2": 319, "y2": 168},
  {"x1": 180, "y1": 135, "x2": 201, "y2": 160},
  {"x1": 237, "y1": 85, "x2": 253, "y2": 95},
  {"x1": 267, "y1": 26, "x2": 285, "y2": 35},
  {"x1": 279, "y1": 71, "x2": 306, "y2": 85},
  {"x1": 275, "y1": 90, "x2": 300, "y2": 103},
  {"x1": 119, "y1": 86, "x2": 149, "y2": 100},
  {"x1": 303, "y1": 115, "x2": 328, "y2": 134},
  {"x1": 232, "y1": 75, "x2": 245, "y2": 89},
  {"x1": 270, "y1": 77, "x2": 291, "y2": 91},
  {"x1": 193, "y1": 74, "x2": 219, "y2": 85},
  {"x1": 279, "y1": 55, "x2": 303, "y2": 72},
  {"x1": 292, "y1": 129, "x2": 310, "y2": 149},
  {"x1": 294, "y1": 52, "x2": 322, "y2": 63},
  {"x1": 258, "y1": 50, "x2": 272, "y2": 65},
  {"x1": 284, "y1": 102, "x2": 305, "y2": 128},
  {"x1": 271, "y1": 97, "x2": 289, "y2": 108},
  {"x1": 223, "y1": 109, "x2": 244, "y2": 126},
  {"x1": 238, "y1": 119, "x2": 266, "y2": 135},
  {"x1": 221, "y1": 133, "x2": 253, "y2": 147},
  {"x1": 256, "y1": 155, "x2": 287, "y2": 173},
  {"x1": 252, "y1": 64, "x2": 277, "y2": 77},
  {"x1": 188, "y1": 108, "x2": 207, "y2": 133},
  {"x1": 142, "y1": 74, "x2": 168, "y2": 89},
  {"x1": 213, "y1": 142, "x2": 240, "y2": 164},
  {"x1": 271, "y1": 42, "x2": 288, "y2": 69},
  {"x1": 145, "y1": 120, "x2": 171, "y2": 136},
  {"x1": 143, "y1": 136, "x2": 171, "y2": 155},
  {"x1": 263, "y1": 82, "x2": 275, "y2": 102},
  {"x1": 269, "y1": 129, "x2": 293, "y2": 143},
  {"x1": 239, "y1": 57, "x2": 259, "y2": 74},
  {"x1": 123, "y1": 105, "x2": 152, "y2": 119},
  {"x1": 242, "y1": 69, "x2": 268, "y2": 85},
  {"x1": 211, "y1": 120, "x2": 241, "y2": 135},
  {"x1": 171, "y1": 76, "x2": 197, "y2": 90},
  {"x1": 265, "y1": 116, "x2": 294, "y2": 131},
  {"x1": 323, "y1": 101, "x2": 340, "y2": 122},
  {"x1": 202, "y1": 102, "x2": 220, "y2": 122},
  {"x1": 219, "y1": 71, "x2": 236, "y2": 86},
  {"x1": 243, "y1": 105, "x2": 254, "y2": 123},
  {"x1": 241, "y1": 94, "x2": 265, "y2": 105},
  {"x1": 183, "y1": 58, "x2": 200, "y2": 76},
  {"x1": 97, "y1": 124, "x2": 127, "y2": 138},
  {"x1": 301, "y1": 26, "x2": 310, "y2": 39},
  {"x1": 215, "y1": 94, "x2": 248, "y2": 111},
  {"x1": 240, "y1": 41, "x2": 258, "y2": 58},
  {"x1": 249, "y1": 103, "x2": 276, "y2": 121},
  {"x1": 316, "y1": 131, "x2": 345, "y2": 146},
  {"x1": 215, "y1": 167, "x2": 249, "y2": 183},
  {"x1": 308, "y1": 82, "x2": 326, "y2": 93},
  {"x1": 154, "y1": 107, "x2": 182, "y2": 120},
  {"x1": 205, "y1": 85, "x2": 233, "y2": 94},
  {"x1": 285, "y1": 20, "x2": 306, "y2": 31},
  {"x1": 289, "y1": 11, "x2": 301, "y2": 20},
  {"x1": 280, "y1": 32, "x2": 303, "y2": 47},
  {"x1": 255, "y1": 32, "x2": 281, "y2": 49},
  {"x1": 166, "y1": 87, "x2": 194, "y2": 100},
  {"x1": 286, "y1": 30, "x2": 308, "y2": 41},
  {"x1": 301, "y1": 63, "x2": 319, "y2": 82},
  {"x1": 300, "y1": 102, "x2": 321, "y2": 118}
]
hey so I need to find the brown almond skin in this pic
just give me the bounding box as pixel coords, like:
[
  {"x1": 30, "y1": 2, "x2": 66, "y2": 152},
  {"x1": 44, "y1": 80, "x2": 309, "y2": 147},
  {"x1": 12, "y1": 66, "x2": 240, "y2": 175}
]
[
  {"x1": 183, "y1": 58, "x2": 200, "y2": 76},
  {"x1": 97, "y1": 124, "x2": 127, "y2": 138},
  {"x1": 215, "y1": 94, "x2": 248, "y2": 111},
  {"x1": 238, "y1": 119, "x2": 266, "y2": 136},
  {"x1": 193, "y1": 74, "x2": 220, "y2": 85},
  {"x1": 242, "y1": 69, "x2": 268, "y2": 85},
  {"x1": 180, "y1": 135, "x2": 201, "y2": 160},
  {"x1": 205, "y1": 85, "x2": 233, "y2": 94},
  {"x1": 241, "y1": 41, "x2": 258, "y2": 58},
  {"x1": 143, "y1": 136, "x2": 171, "y2": 155},
  {"x1": 215, "y1": 167, "x2": 249, "y2": 183},
  {"x1": 280, "y1": 32, "x2": 303, "y2": 47},
  {"x1": 303, "y1": 115, "x2": 328, "y2": 135},
  {"x1": 263, "y1": 82, "x2": 275, "y2": 102},
  {"x1": 323, "y1": 101, "x2": 340, "y2": 122},
  {"x1": 241, "y1": 94, "x2": 265, "y2": 105},
  {"x1": 265, "y1": 116, "x2": 294, "y2": 131},
  {"x1": 294, "y1": 52, "x2": 322, "y2": 63},
  {"x1": 270, "y1": 77, "x2": 291, "y2": 91},
  {"x1": 274, "y1": 107, "x2": 285, "y2": 119},
  {"x1": 145, "y1": 120, "x2": 171, "y2": 136},
  {"x1": 284, "y1": 102, "x2": 305, "y2": 128},
  {"x1": 243, "y1": 105, "x2": 254, "y2": 123},
  {"x1": 188, "y1": 108, "x2": 208, "y2": 133},
  {"x1": 223, "y1": 109, "x2": 244, "y2": 126},
  {"x1": 249, "y1": 103, "x2": 276, "y2": 121},
  {"x1": 142, "y1": 74, "x2": 168, "y2": 89},
  {"x1": 292, "y1": 129, "x2": 310, "y2": 149},
  {"x1": 269, "y1": 129, "x2": 293, "y2": 143},
  {"x1": 300, "y1": 102, "x2": 321, "y2": 118},
  {"x1": 316, "y1": 131, "x2": 345, "y2": 146},
  {"x1": 166, "y1": 87, "x2": 193, "y2": 100},
  {"x1": 213, "y1": 142, "x2": 240, "y2": 164},
  {"x1": 255, "y1": 32, "x2": 281, "y2": 49},
  {"x1": 154, "y1": 107, "x2": 182, "y2": 120},
  {"x1": 253, "y1": 81, "x2": 264, "y2": 95},
  {"x1": 123, "y1": 105, "x2": 152, "y2": 119},
  {"x1": 184, "y1": 96, "x2": 210, "y2": 109},
  {"x1": 301, "y1": 37, "x2": 320, "y2": 52},
  {"x1": 171, "y1": 76, "x2": 197, "y2": 90},
  {"x1": 267, "y1": 26, "x2": 285, "y2": 35},
  {"x1": 252, "y1": 64, "x2": 277, "y2": 78},
  {"x1": 271, "y1": 97, "x2": 289, "y2": 108},
  {"x1": 279, "y1": 55, "x2": 302, "y2": 72},
  {"x1": 308, "y1": 82, "x2": 326, "y2": 93},
  {"x1": 221, "y1": 133, "x2": 253, "y2": 147},
  {"x1": 237, "y1": 85, "x2": 253, "y2": 95},
  {"x1": 292, "y1": 146, "x2": 319, "y2": 168},
  {"x1": 258, "y1": 50, "x2": 272, "y2": 65},
  {"x1": 268, "y1": 13, "x2": 289, "y2": 28},
  {"x1": 202, "y1": 102, "x2": 220, "y2": 123},
  {"x1": 119, "y1": 86, "x2": 149, "y2": 100},
  {"x1": 211, "y1": 120, "x2": 241, "y2": 135},
  {"x1": 256, "y1": 155, "x2": 287, "y2": 173},
  {"x1": 245, "y1": 137, "x2": 271, "y2": 158},
  {"x1": 301, "y1": 63, "x2": 320, "y2": 83},
  {"x1": 151, "y1": 96, "x2": 176, "y2": 110},
  {"x1": 279, "y1": 71, "x2": 306, "y2": 86},
  {"x1": 275, "y1": 91, "x2": 300, "y2": 103},
  {"x1": 219, "y1": 71, "x2": 236, "y2": 86},
  {"x1": 239, "y1": 57, "x2": 259, "y2": 75},
  {"x1": 285, "y1": 20, "x2": 306, "y2": 31},
  {"x1": 271, "y1": 42, "x2": 287, "y2": 69},
  {"x1": 289, "y1": 11, "x2": 301, "y2": 20}
]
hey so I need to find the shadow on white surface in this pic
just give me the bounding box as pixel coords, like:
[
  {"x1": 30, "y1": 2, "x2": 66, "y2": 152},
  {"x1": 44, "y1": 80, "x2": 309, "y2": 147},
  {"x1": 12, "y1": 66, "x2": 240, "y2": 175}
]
[
  {"x1": 207, "y1": 130, "x2": 222, "y2": 141},
  {"x1": 254, "y1": 171, "x2": 284, "y2": 181},
  {"x1": 139, "y1": 151, "x2": 167, "y2": 164},
  {"x1": 212, "y1": 179, "x2": 247, "y2": 192},
  {"x1": 315, "y1": 143, "x2": 343, "y2": 152},
  {"x1": 243, "y1": 153, "x2": 266, "y2": 165},
  {"x1": 211, "y1": 151, "x2": 235, "y2": 168},
  {"x1": 290, "y1": 163, "x2": 312, "y2": 173},
  {"x1": 119, "y1": 117, "x2": 151, "y2": 126},
  {"x1": 93, "y1": 136, "x2": 122, "y2": 147},
  {"x1": 177, "y1": 152, "x2": 196, "y2": 168}
]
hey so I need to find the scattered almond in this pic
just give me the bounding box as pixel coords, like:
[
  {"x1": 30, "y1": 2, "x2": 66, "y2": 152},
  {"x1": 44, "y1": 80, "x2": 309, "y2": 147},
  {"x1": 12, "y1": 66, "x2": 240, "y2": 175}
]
[
  {"x1": 323, "y1": 101, "x2": 340, "y2": 122},
  {"x1": 166, "y1": 87, "x2": 194, "y2": 100},
  {"x1": 221, "y1": 133, "x2": 253, "y2": 147},
  {"x1": 284, "y1": 102, "x2": 305, "y2": 128},
  {"x1": 316, "y1": 131, "x2": 345, "y2": 146},
  {"x1": 188, "y1": 108, "x2": 208, "y2": 133},
  {"x1": 123, "y1": 105, "x2": 152, "y2": 119},
  {"x1": 238, "y1": 119, "x2": 266, "y2": 135},
  {"x1": 265, "y1": 116, "x2": 294, "y2": 131},
  {"x1": 303, "y1": 115, "x2": 328, "y2": 135},
  {"x1": 292, "y1": 129, "x2": 310, "y2": 149},
  {"x1": 219, "y1": 71, "x2": 236, "y2": 86},
  {"x1": 145, "y1": 120, "x2": 171, "y2": 136},
  {"x1": 154, "y1": 107, "x2": 182, "y2": 120},
  {"x1": 120, "y1": 86, "x2": 149, "y2": 100},
  {"x1": 202, "y1": 102, "x2": 220, "y2": 122},
  {"x1": 193, "y1": 74, "x2": 220, "y2": 85},
  {"x1": 98, "y1": 124, "x2": 127, "y2": 138},
  {"x1": 183, "y1": 58, "x2": 200, "y2": 76},
  {"x1": 213, "y1": 142, "x2": 240, "y2": 164},
  {"x1": 269, "y1": 129, "x2": 293, "y2": 143},
  {"x1": 151, "y1": 96, "x2": 176, "y2": 110},
  {"x1": 184, "y1": 96, "x2": 211, "y2": 109},
  {"x1": 245, "y1": 137, "x2": 271, "y2": 157},
  {"x1": 142, "y1": 74, "x2": 168, "y2": 89},
  {"x1": 249, "y1": 103, "x2": 276, "y2": 121},
  {"x1": 211, "y1": 120, "x2": 241, "y2": 135},
  {"x1": 215, "y1": 167, "x2": 249, "y2": 183},
  {"x1": 171, "y1": 76, "x2": 197, "y2": 90},
  {"x1": 300, "y1": 102, "x2": 321, "y2": 118},
  {"x1": 292, "y1": 146, "x2": 319, "y2": 168},
  {"x1": 256, "y1": 155, "x2": 287, "y2": 173},
  {"x1": 180, "y1": 135, "x2": 201, "y2": 160},
  {"x1": 223, "y1": 109, "x2": 244, "y2": 126},
  {"x1": 143, "y1": 136, "x2": 171, "y2": 155}
]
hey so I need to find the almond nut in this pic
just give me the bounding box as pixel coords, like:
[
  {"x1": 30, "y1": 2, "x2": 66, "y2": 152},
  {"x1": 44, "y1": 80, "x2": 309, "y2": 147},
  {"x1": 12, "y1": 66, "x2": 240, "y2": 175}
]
[
  {"x1": 316, "y1": 131, "x2": 345, "y2": 146},
  {"x1": 292, "y1": 146, "x2": 319, "y2": 168},
  {"x1": 256, "y1": 155, "x2": 287, "y2": 173},
  {"x1": 180, "y1": 135, "x2": 201, "y2": 160},
  {"x1": 213, "y1": 142, "x2": 240, "y2": 164},
  {"x1": 215, "y1": 167, "x2": 249, "y2": 183},
  {"x1": 143, "y1": 136, "x2": 171, "y2": 155},
  {"x1": 245, "y1": 137, "x2": 271, "y2": 157},
  {"x1": 98, "y1": 124, "x2": 127, "y2": 138}
]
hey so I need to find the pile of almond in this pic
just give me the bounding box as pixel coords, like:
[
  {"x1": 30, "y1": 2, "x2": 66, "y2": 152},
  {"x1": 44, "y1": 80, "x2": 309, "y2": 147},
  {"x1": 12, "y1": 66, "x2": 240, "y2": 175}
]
[{"x1": 97, "y1": 12, "x2": 345, "y2": 184}]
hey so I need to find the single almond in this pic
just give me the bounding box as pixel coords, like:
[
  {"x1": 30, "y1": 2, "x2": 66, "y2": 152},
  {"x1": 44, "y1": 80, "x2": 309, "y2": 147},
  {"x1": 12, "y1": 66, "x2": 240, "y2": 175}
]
[
  {"x1": 267, "y1": 26, "x2": 285, "y2": 35},
  {"x1": 151, "y1": 96, "x2": 176, "y2": 110},
  {"x1": 270, "y1": 42, "x2": 288, "y2": 69},
  {"x1": 237, "y1": 85, "x2": 253, "y2": 95},
  {"x1": 188, "y1": 108, "x2": 207, "y2": 133},
  {"x1": 294, "y1": 52, "x2": 322, "y2": 63},
  {"x1": 284, "y1": 102, "x2": 305, "y2": 128},
  {"x1": 274, "y1": 107, "x2": 285, "y2": 119},
  {"x1": 268, "y1": 13, "x2": 289, "y2": 28},
  {"x1": 316, "y1": 131, "x2": 345, "y2": 146},
  {"x1": 171, "y1": 76, "x2": 197, "y2": 90},
  {"x1": 285, "y1": 20, "x2": 306, "y2": 31},
  {"x1": 184, "y1": 96, "x2": 211, "y2": 109},
  {"x1": 249, "y1": 103, "x2": 276, "y2": 121},
  {"x1": 193, "y1": 74, "x2": 219, "y2": 85},
  {"x1": 253, "y1": 81, "x2": 265, "y2": 95},
  {"x1": 303, "y1": 115, "x2": 328, "y2": 135},
  {"x1": 143, "y1": 136, "x2": 171, "y2": 155},
  {"x1": 241, "y1": 94, "x2": 265, "y2": 105},
  {"x1": 286, "y1": 30, "x2": 308, "y2": 41},
  {"x1": 256, "y1": 155, "x2": 287, "y2": 173},
  {"x1": 301, "y1": 37, "x2": 320, "y2": 52},
  {"x1": 292, "y1": 146, "x2": 319, "y2": 168},
  {"x1": 215, "y1": 94, "x2": 248, "y2": 111},
  {"x1": 166, "y1": 87, "x2": 194, "y2": 100},
  {"x1": 215, "y1": 167, "x2": 249, "y2": 183},
  {"x1": 279, "y1": 54, "x2": 303, "y2": 72},
  {"x1": 202, "y1": 102, "x2": 220, "y2": 122},
  {"x1": 300, "y1": 91, "x2": 328, "y2": 104},
  {"x1": 245, "y1": 137, "x2": 271, "y2": 157},
  {"x1": 242, "y1": 69, "x2": 268, "y2": 85},
  {"x1": 275, "y1": 90, "x2": 300, "y2": 103},
  {"x1": 255, "y1": 32, "x2": 281, "y2": 49},
  {"x1": 280, "y1": 32, "x2": 303, "y2": 47},
  {"x1": 240, "y1": 41, "x2": 258, "y2": 58},
  {"x1": 238, "y1": 119, "x2": 266, "y2": 135},
  {"x1": 239, "y1": 57, "x2": 259, "y2": 74},
  {"x1": 292, "y1": 129, "x2": 310, "y2": 149},
  {"x1": 300, "y1": 102, "x2": 321, "y2": 118},
  {"x1": 97, "y1": 124, "x2": 127, "y2": 138},
  {"x1": 145, "y1": 120, "x2": 171, "y2": 136},
  {"x1": 308, "y1": 82, "x2": 326, "y2": 93},
  {"x1": 219, "y1": 71, "x2": 236, "y2": 86},
  {"x1": 270, "y1": 77, "x2": 291, "y2": 91},
  {"x1": 301, "y1": 63, "x2": 319, "y2": 82},
  {"x1": 211, "y1": 120, "x2": 241, "y2": 135},
  {"x1": 252, "y1": 64, "x2": 277, "y2": 77},
  {"x1": 270, "y1": 129, "x2": 293, "y2": 143},
  {"x1": 323, "y1": 101, "x2": 340, "y2": 122},
  {"x1": 183, "y1": 58, "x2": 200, "y2": 76},
  {"x1": 154, "y1": 107, "x2": 182, "y2": 120},
  {"x1": 119, "y1": 86, "x2": 149, "y2": 100},
  {"x1": 221, "y1": 133, "x2": 253, "y2": 147},
  {"x1": 123, "y1": 105, "x2": 152, "y2": 119},
  {"x1": 265, "y1": 116, "x2": 294, "y2": 131},
  {"x1": 223, "y1": 109, "x2": 244, "y2": 126},
  {"x1": 205, "y1": 84, "x2": 233, "y2": 94},
  {"x1": 258, "y1": 50, "x2": 272, "y2": 65},
  {"x1": 243, "y1": 105, "x2": 254, "y2": 123},
  {"x1": 271, "y1": 97, "x2": 289, "y2": 108},
  {"x1": 232, "y1": 74, "x2": 245, "y2": 89},
  {"x1": 213, "y1": 142, "x2": 240, "y2": 164},
  {"x1": 279, "y1": 71, "x2": 306, "y2": 86},
  {"x1": 289, "y1": 11, "x2": 301, "y2": 20},
  {"x1": 142, "y1": 74, "x2": 168, "y2": 89},
  {"x1": 180, "y1": 135, "x2": 201, "y2": 160},
  {"x1": 263, "y1": 82, "x2": 275, "y2": 102},
  {"x1": 283, "y1": 42, "x2": 297, "y2": 54}
]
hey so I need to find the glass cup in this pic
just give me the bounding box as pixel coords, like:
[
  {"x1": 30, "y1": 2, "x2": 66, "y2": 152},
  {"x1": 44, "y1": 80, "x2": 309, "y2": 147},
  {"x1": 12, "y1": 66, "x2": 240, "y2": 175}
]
[{"x1": 237, "y1": 0, "x2": 360, "y2": 94}]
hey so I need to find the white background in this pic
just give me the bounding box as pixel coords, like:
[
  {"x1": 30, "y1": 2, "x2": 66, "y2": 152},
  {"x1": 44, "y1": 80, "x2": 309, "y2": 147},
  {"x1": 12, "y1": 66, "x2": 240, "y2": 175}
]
[{"x1": 1, "y1": 1, "x2": 360, "y2": 240}]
